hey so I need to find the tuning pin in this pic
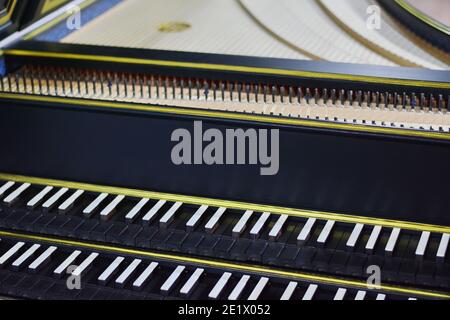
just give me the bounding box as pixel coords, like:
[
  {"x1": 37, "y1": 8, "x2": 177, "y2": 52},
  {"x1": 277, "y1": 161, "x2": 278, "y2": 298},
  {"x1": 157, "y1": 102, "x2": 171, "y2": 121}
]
[
  {"x1": 188, "y1": 80, "x2": 192, "y2": 100},
  {"x1": 195, "y1": 80, "x2": 200, "y2": 99},
  {"x1": 173, "y1": 79, "x2": 177, "y2": 99},
  {"x1": 272, "y1": 86, "x2": 277, "y2": 103},
  {"x1": 255, "y1": 85, "x2": 259, "y2": 103},
  {"x1": 322, "y1": 88, "x2": 328, "y2": 104},
  {"x1": 297, "y1": 87, "x2": 303, "y2": 104},
  {"x1": 331, "y1": 89, "x2": 336, "y2": 104},
  {"x1": 305, "y1": 88, "x2": 311, "y2": 104},
  {"x1": 221, "y1": 82, "x2": 225, "y2": 101},
  {"x1": 237, "y1": 84, "x2": 242, "y2": 102},
  {"x1": 347, "y1": 90, "x2": 353, "y2": 105},
  {"x1": 204, "y1": 81, "x2": 209, "y2": 100},
  {"x1": 263, "y1": 85, "x2": 268, "y2": 103}
]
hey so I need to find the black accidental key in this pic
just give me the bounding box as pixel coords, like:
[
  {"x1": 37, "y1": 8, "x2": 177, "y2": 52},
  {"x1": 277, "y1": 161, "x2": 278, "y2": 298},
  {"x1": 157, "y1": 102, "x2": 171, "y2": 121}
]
[
  {"x1": 165, "y1": 230, "x2": 188, "y2": 251},
  {"x1": 278, "y1": 245, "x2": 300, "y2": 267},
  {"x1": 416, "y1": 261, "x2": 436, "y2": 286},
  {"x1": 295, "y1": 246, "x2": 316, "y2": 269},
  {"x1": 347, "y1": 253, "x2": 367, "y2": 276},
  {"x1": 214, "y1": 238, "x2": 236, "y2": 259},
  {"x1": 16, "y1": 212, "x2": 43, "y2": 231},
  {"x1": 60, "y1": 216, "x2": 85, "y2": 236},
  {"x1": 135, "y1": 227, "x2": 158, "y2": 248},
  {"x1": 181, "y1": 232, "x2": 204, "y2": 254},
  {"x1": 398, "y1": 260, "x2": 417, "y2": 284},
  {"x1": 230, "y1": 238, "x2": 251, "y2": 261},
  {"x1": 46, "y1": 283, "x2": 80, "y2": 300},
  {"x1": 197, "y1": 235, "x2": 220, "y2": 255},
  {"x1": 329, "y1": 251, "x2": 350, "y2": 274},
  {"x1": 45, "y1": 215, "x2": 72, "y2": 236},
  {"x1": 313, "y1": 249, "x2": 333, "y2": 272},
  {"x1": 381, "y1": 257, "x2": 402, "y2": 282},
  {"x1": 33, "y1": 214, "x2": 57, "y2": 233},
  {"x1": 105, "y1": 222, "x2": 128, "y2": 244},
  {"x1": 150, "y1": 229, "x2": 172, "y2": 250},
  {"x1": 435, "y1": 264, "x2": 450, "y2": 288},
  {"x1": 2, "y1": 273, "x2": 26, "y2": 296},
  {"x1": 14, "y1": 275, "x2": 40, "y2": 299},
  {"x1": 75, "y1": 286, "x2": 99, "y2": 300},
  {"x1": 245, "y1": 240, "x2": 267, "y2": 263},
  {"x1": 74, "y1": 219, "x2": 99, "y2": 239},
  {"x1": 91, "y1": 221, "x2": 113, "y2": 241},
  {"x1": 5, "y1": 209, "x2": 30, "y2": 229},
  {"x1": 119, "y1": 224, "x2": 142, "y2": 246},
  {"x1": 262, "y1": 242, "x2": 285, "y2": 265}
]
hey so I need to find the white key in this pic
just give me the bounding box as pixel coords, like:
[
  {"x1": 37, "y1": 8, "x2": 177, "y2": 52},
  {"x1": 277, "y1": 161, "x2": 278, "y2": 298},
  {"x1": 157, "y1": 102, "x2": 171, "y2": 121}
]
[
  {"x1": 437, "y1": 233, "x2": 449, "y2": 260},
  {"x1": 159, "y1": 201, "x2": 182, "y2": 227},
  {"x1": 302, "y1": 284, "x2": 318, "y2": 300},
  {"x1": 334, "y1": 288, "x2": 347, "y2": 300},
  {"x1": 269, "y1": 215, "x2": 288, "y2": 240},
  {"x1": 209, "y1": 272, "x2": 232, "y2": 299},
  {"x1": 98, "y1": 256, "x2": 124, "y2": 284},
  {"x1": 280, "y1": 281, "x2": 298, "y2": 300},
  {"x1": 366, "y1": 225, "x2": 382, "y2": 252},
  {"x1": 408, "y1": 297, "x2": 417, "y2": 301},
  {"x1": 133, "y1": 262, "x2": 158, "y2": 290},
  {"x1": 248, "y1": 277, "x2": 269, "y2": 300},
  {"x1": 27, "y1": 186, "x2": 53, "y2": 207},
  {"x1": 0, "y1": 242, "x2": 25, "y2": 266},
  {"x1": 346, "y1": 223, "x2": 364, "y2": 248},
  {"x1": 205, "y1": 207, "x2": 226, "y2": 233},
  {"x1": 3, "y1": 183, "x2": 31, "y2": 204},
  {"x1": 12, "y1": 244, "x2": 40, "y2": 269},
  {"x1": 42, "y1": 188, "x2": 68, "y2": 209},
  {"x1": 317, "y1": 220, "x2": 335, "y2": 244},
  {"x1": 297, "y1": 218, "x2": 316, "y2": 242},
  {"x1": 232, "y1": 210, "x2": 253, "y2": 237},
  {"x1": 58, "y1": 189, "x2": 84, "y2": 211},
  {"x1": 100, "y1": 195, "x2": 125, "y2": 219},
  {"x1": 72, "y1": 252, "x2": 99, "y2": 277},
  {"x1": 161, "y1": 265, "x2": 185, "y2": 294},
  {"x1": 116, "y1": 259, "x2": 141, "y2": 287},
  {"x1": 180, "y1": 268, "x2": 204, "y2": 296},
  {"x1": 53, "y1": 250, "x2": 81, "y2": 277},
  {"x1": 28, "y1": 246, "x2": 57, "y2": 272},
  {"x1": 228, "y1": 274, "x2": 250, "y2": 300},
  {"x1": 125, "y1": 198, "x2": 149, "y2": 222},
  {"x1": 385, "y1": 228, "x2": 401, "y2": 254},
  {"x1": 376, "y1": 293, "x2": 386, "y2": 300},
  {"x1": 186, "y1": 205, "x2": 208, "y2": 230},
  {"x1": 83, "y1": 193, "x2": 108, "y2": 215},
  {"x1": 415, "y1": 231, "x2": 430, "y2": 257},
  {"x1": 142, "y1": 199, "x2": 166, "y2": 222},
  {"x1": 354, "y1": 290, "x2": 366, "y2": 300},
  {"x1": 249, "y1": 212, "x2": 270, "y2": 238},
  {"x1": 0, "y1": 181, "x2": 15, "y2": 197}
]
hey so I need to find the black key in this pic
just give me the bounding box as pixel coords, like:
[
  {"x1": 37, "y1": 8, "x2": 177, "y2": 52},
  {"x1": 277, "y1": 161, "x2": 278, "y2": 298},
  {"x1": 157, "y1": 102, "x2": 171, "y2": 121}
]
[
  {"x1": 262, "y1": 242, "x2": 285, "y2": 265},
  {"x1": 278, "y1": 245, "x2": 300, "y2": 267},
  {"x1": 119, "y1": 224, "x2": 143, "y2": 246},
  {"x1": 59, "y1": 216, "x2": 85, "y2": 236},
  {"x1": 245, "y1": 240, "x2": 267, "y2": 263},
  {"x1": 16, "y1": 212, "x2": 43, "y2": 231},
  {"x1": 313, "y1": 249, "x2": 333, "y2": 272},
  {"x1": 416, "y1": 261, "x2": 436, "y2": 286},
  {"x1": 5, "y1": 209, "x2": 30, "y2": 229},
  {"x1": 105, "y1": 222, "x2": 128, "y2": 244},
  {"x1": 197, "y1": 236, "x2": 220, "y2": 255},
  {"x1": 230, "y1": 239, "x2": 251, "y2": 261},
  {"x1": 165, "y1": 230, "x2": 188, "y2": 251},
  {"x1": 75, "y1": 286, "x2": 99, "y2": 300},
  {"x1": 45, "y1": 215, "x2": 72, "y2": 236},
  {"x1": 381, "y1": 257, "x2": 402, "y2": 282},
  {"x1": 74, "y1": 219, "x2": 99, "y2": 239},
  {"x1": 398, "y1": 260, "x2": 417, "y2": 284},
  {"x1": 347, "y1": 253, "x2": 367, "y2": 276},
  {"x1": 181, "y1": 232, "x2": 204, "y2": 254},
  {"x1": 295, "y1": 246, "x2": 316, "y2": 269},
  {"x1": 33, "y1": 214, "x2": 57, "y2": 233},
  {"x1": 150, "y1": 229, "x2": 172, "y2": 250},
  {"x1": 435, "y1": 264, "x2": 450, "y2": 288},
  {"x1": 91, "y1": 221, "x2": 114, "y2": 241},
  {"x1": 329, "y1": 251, "x2": 350, "y2": 274},
  {"x1": 135, "y1": 227, "x2": 158, "y2": 248},
  {"x1": 214, "y1": 238, "x2": 236, "y2": 258}
]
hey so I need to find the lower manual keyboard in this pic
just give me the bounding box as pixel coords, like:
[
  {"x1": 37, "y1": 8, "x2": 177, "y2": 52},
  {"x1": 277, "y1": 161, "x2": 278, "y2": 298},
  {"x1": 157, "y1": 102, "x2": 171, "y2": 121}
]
[
  {"x1": 0, "y1": 178, "x2": 449, "y2": 291},
  {"x1": 0, "y1": 232, "x2": 446, "y2": 300}
]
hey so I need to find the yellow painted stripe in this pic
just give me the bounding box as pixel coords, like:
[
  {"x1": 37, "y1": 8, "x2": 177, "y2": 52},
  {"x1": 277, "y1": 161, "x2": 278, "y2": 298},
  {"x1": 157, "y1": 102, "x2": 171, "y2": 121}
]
[
  {"x1": 24, "y1": 0, "x2": 97, "y2": 40},
  {"x1": 0, "y1": 173, "x2": 449, "y2": 234},
  {"x1": 3, "y1": 49, "x2": 450, "y2": 89},
  {"x1": 0, "y1": 230, "x2": 447, "y2": 299},
  {"x1": 395, "y1": 0, "x2": 450, "y2": 36},
  {"x1": 0, "y1": 0, "x2": 17, "y2": 26},
  {"x1": 1, "y1": 93, "x2": 450, "y2": 142}
]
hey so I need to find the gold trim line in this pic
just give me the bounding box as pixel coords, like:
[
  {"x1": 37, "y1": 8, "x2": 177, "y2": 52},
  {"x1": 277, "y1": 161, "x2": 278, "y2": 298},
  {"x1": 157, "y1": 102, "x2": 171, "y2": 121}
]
[
  {"x1": 1, "y1": 93, "x2": 450, "y2": 142},
  {"x1": 2, "y1": 49, "x2": 450, "y2": 89},
  {"x1": 0, "y1": 230, "x2": 448, "y2": 299},
  {"x1": 0, "y1": 173, "x2": 448, "y2": 234}
]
